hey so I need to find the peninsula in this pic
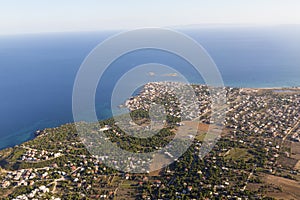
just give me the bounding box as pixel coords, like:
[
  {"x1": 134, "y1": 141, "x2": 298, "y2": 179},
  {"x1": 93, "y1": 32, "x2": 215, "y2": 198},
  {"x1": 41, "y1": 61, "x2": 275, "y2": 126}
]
[{"x1": 0, "y1": 82, "x2": 300, "y2": 200}]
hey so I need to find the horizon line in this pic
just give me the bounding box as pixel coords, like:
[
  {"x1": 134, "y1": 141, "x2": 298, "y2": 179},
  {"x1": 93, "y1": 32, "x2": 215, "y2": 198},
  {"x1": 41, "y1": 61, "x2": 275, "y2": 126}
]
[{"x1": 1, "y1": 23, "x2": 300, "y2": 37}]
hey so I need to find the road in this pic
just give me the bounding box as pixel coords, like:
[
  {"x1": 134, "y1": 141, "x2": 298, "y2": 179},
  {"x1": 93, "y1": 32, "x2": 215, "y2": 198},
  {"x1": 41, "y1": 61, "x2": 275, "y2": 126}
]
[{"x1": 281, "y1": 120, "x2": 300, "y2": 147}]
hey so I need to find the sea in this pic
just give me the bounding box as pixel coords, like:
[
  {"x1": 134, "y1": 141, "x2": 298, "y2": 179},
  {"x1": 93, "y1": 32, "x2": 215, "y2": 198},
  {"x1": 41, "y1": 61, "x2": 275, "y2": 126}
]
[{"x1": 1, "y1": 26, "x2": 300, "y2": 149}]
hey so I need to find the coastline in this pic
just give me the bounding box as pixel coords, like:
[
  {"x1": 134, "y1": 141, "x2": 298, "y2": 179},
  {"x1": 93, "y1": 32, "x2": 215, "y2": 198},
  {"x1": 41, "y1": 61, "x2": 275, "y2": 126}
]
[{"x1": 1, "y1": 84, "x2": 300, "y2": 151}]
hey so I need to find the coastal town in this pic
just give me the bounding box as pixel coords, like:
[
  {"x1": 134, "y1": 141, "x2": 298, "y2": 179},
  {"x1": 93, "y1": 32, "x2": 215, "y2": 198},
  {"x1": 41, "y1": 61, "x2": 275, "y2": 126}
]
[{"x1": 0, "y1": 82, "x2": 300, "y2": 199}]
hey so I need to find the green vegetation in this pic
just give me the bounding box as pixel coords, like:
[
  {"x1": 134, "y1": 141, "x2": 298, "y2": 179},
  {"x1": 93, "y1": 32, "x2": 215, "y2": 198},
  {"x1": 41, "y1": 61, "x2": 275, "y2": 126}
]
[{"x1": 0, "y1": 84, "x2": 299, "y2": 199}]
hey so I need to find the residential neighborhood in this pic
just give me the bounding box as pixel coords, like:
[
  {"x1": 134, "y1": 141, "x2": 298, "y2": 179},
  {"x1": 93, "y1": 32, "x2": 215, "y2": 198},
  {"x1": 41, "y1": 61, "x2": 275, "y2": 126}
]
[{"x1": 0, "y1": 82, "x2": 299, "y2": 199}]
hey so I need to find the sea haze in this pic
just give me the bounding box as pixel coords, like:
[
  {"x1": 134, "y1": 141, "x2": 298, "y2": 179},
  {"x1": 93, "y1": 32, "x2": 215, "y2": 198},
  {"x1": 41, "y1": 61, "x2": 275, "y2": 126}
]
[{"x1": 0, "y1": 26, "x2": 300, "y2": 149}]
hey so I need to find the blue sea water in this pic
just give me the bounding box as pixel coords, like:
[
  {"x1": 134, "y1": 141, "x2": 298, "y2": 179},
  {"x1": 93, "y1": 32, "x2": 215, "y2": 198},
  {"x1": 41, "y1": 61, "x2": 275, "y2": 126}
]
[{"x1": 0, "y1": 26, "x2": 300, "y2": 149}]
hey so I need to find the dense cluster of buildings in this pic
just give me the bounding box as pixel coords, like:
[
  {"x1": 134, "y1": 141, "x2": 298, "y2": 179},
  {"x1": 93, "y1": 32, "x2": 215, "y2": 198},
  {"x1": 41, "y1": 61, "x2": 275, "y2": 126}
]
[
  {"x1": 1, "y1": 82, "x2": 299, "y2": 199},
  {"x1": 125, "y1": 82, "x2": 204, "y2": 120},
  {"x1": 20, "y1": 148, "x2": 62, "y2": 162}
]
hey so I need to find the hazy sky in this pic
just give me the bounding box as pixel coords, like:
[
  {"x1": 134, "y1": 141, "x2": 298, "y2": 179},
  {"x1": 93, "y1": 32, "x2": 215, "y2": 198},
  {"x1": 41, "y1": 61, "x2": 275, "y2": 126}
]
[{"x1": 1, "y1": 0, "x2": 300, "y2": 35}]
